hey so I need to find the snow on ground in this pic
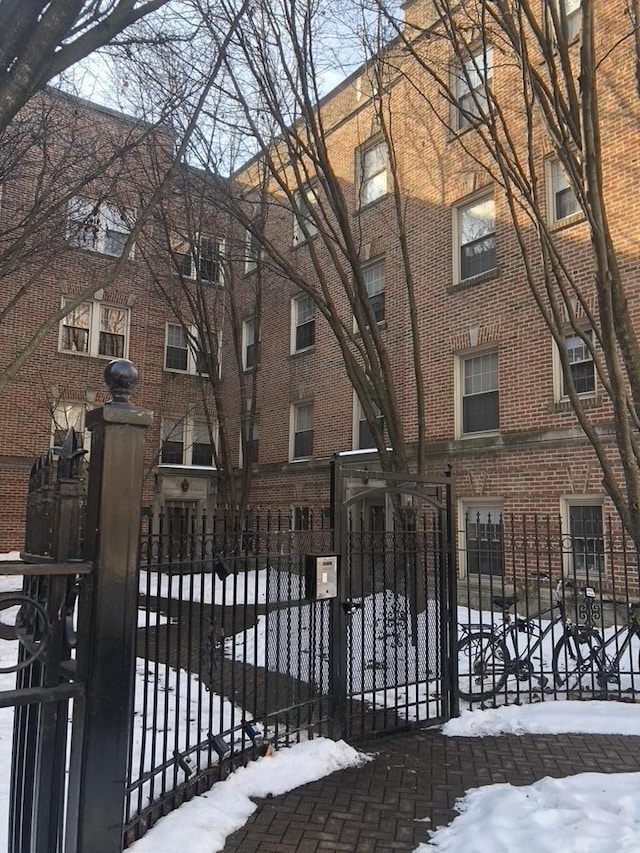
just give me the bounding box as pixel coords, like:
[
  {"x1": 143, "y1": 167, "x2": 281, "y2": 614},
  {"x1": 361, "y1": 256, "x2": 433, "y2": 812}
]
[
  {"x1": 420, "y1": 701, "x2": 640, "y2": 852},
  {"x1": 128, "y1": 738, "x2": 370, "y2": 853},
  {"x1": 420, "y1": 772, "x2": 640, "y2": 852},
  {"x1": 5, "y1": 552, "x2": 640, "y2": 852},
  {"x1": 442, "y1": 699, "x2": 640, "y2": 738}
]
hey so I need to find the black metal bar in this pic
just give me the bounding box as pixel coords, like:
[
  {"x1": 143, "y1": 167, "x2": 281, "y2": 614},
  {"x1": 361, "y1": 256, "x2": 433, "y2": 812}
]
[
  {"x1": 329, "y1": 455, "x2": 347, "y2": 739},
  {"x1": 66, "y1": 360, "x2": 151, "y2": 853}
]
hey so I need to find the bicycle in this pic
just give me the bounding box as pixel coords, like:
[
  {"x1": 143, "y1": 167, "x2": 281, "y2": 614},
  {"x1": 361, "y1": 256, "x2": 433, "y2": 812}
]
[
  {"x1": 552, "y1": 595, "x2": 640, "y2": 695},
  {"x1": 457, "y1": 581, "x2": 593, "y2": 702}
]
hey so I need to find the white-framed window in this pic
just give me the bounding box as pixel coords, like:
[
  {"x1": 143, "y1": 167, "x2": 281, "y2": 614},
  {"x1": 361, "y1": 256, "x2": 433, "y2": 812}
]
[
  {"x1": 550, "y1": 0, "x2": 581, "y2": 41},
  {"x1": 51, "y1": 401, "x2": 91, "y2": 456},
  {"x1": 292, "y1": 506, "x2": 311, "y2": 531},
  {"x1": 242, "y1": 317, "x2": 259, "y2": 370},
  {"x1": 561, "y1": 497, "x2": 604, "y2": 577},
  {"x1": 245, "y1": 226, "x2": 262, "y2": 274},
  {"x1": 290, "y1": 402, "x2": 313, "y2": 461},
  {"x1": 170, "y1": 232, "x2": 223, "y2": 284},
  {"x1": 455, "y1": 193, "x2": 496, "y2": 282},
  {"x1": 163, "y1": 322, "x2": 219, "y2": 377},
  {"x1": 457, "y1": 349, "x2": 499, "y2": 436},
  {"x1": 459, "y1": 500, "x2": 503, "y2": 577},
  {"x1": 453, "y1": 45, "x2": 492, "y2": 131},
  {"x1": 363, "y1": 261, "x2": 385, "y2": 323},
  {"x1": 160, "y1": 416, "x2": 217, "y2": 467},
  {"x1": 60, "y1": 298, "x2": 129, "y2": 359},
  {"x1": 357, "y1": 140, "x2": 387, "y2": 207},
  {"x1": 67, "y1": 198, "x2": 133, "y2": 257},
  {"x1": 553, "y1": 329, "x2": 595, "y2": 400},
  {"x1": 291, "y1": 294, "x2": 315, "y2": 353},
  {"x1": 547, "y1": 159, "x2": 580, "y2": 223},
  {"x1": 293, "y1": 188, "x2": 318, "y2": 246},
  {"x1": 354, "y1": 396, "x2": 384, "y2": 450}
]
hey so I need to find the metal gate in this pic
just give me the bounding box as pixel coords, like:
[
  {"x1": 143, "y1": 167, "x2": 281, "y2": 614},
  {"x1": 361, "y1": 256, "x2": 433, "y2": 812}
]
[{"x1": 331, "y1": 455, "x2": 456, "y2": 739}]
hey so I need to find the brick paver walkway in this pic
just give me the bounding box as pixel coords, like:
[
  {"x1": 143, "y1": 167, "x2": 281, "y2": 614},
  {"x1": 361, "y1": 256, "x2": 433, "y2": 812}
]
[{"x1": 223, "y1": 729, "x2": 640, "y2": 852}]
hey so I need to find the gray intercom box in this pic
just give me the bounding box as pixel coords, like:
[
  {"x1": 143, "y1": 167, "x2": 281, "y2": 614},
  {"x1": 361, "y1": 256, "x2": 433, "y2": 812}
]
[{"x1": 304, "y1": 554, "x2": 338, "y2": 600}]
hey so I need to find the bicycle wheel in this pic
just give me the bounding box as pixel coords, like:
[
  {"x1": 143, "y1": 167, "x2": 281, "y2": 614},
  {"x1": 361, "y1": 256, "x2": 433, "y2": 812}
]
[
  {"x1": 552, "y1": 628, "x2": 604, "y2": 694},
  {"x1": 457, "y1": 632, "x2": 510, "y2": 702}
]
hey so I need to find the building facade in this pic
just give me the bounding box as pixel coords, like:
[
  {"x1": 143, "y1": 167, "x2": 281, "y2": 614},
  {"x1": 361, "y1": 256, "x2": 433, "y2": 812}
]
[{"x1": 1, "y1": 2, "x2": 638, "y2": 593}]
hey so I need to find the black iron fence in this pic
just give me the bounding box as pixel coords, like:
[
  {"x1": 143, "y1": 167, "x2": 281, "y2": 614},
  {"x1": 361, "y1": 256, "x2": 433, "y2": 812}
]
[
  {"x1": 457, "y1": 512, "x2": 640, "y2": 707},
  {"x1": 127, "y1": 509, "x2": 334, "y2": 842}
]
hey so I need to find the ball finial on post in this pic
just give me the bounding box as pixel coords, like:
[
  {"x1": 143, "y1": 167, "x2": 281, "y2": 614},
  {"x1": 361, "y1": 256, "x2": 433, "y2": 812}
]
[{"x1": 104, "y1": 359, "x2": 138, "y2": 404}]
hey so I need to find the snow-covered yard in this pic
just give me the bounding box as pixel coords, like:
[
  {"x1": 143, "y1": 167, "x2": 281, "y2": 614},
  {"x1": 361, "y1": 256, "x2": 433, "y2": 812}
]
[{"x1": 4, "y1": 552, "x2": 640, "y2": 852}]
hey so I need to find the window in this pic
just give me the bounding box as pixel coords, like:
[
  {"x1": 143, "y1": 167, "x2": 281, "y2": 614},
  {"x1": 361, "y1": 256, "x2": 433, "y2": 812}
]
[
  {"x1": 60, "y1": 299, "x2": 128, "y2": 359},
  {"x1": 171, "y1": 233, "x2": 223, "y2": 283},
  {"x1": 293, "y1": 189, "x2": 318, "y2": 245},
  {"x1": 548, "y1": 160, "x2": 580, "y2": 223},
  {"x1": 242, "y1": 318, "x2": 259, "y2": 370},
  {"x1": 245, "y1": 227, "x2": 261, "y2": 273},
  {"x1": 240, "y1": 411, "x2": 259, "y2": 466},
  {"x1": 164, "y1": 323, "x2": 217, "y2": 376},
  {"x1": 551, "y1": 0, "x2": 581, "y2": 41},
  {"x1": 51, "y1": 402, "x2": 91, "y2": 455},
  {"x1": 454, "y1": 46, "x2": 492, "y2": 131},
  {"x1": 556, "y1": 330, "x2": 595, "y2": 398},
  {"x1": 459, "y1": 350, "x2": 499, "y2": 435},
  {"x1": 291, "y1": 294, "x2": 315, "y2": 353},
  {"x1": 456, "y1": 194, "x2": 496, "y2": 281},
  {"x1": 292, "y1": 506, "x2": 311, "y2": 531},
  {"x1": 358, "y1": 140, "x2": 387, "y2": 207},
  {"x1": 68, "y1": 198, "x2": 132, "y2": 257},
  {"x1": 563, "y1": 500, "x2": 604, "y2": 576},
  {"x1": 462, "y1": 504, "x2": 503, "y2": 576},
  {"x1": 355, "y1": 397, "x2": 384, "y2": 450},
  {"x1": 291, "y1": 402, "x2": 313, "y2": 460},
  {"x1": 363, "y1": 261, "x2": 385, "y2": 323},
  {"x1": 160, "y1": 417, "x2": 216, "y2": 467}
]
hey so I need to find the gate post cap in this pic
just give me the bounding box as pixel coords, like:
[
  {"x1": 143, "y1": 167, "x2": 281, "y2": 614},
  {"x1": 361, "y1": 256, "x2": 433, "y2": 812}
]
[{"x1": 104, "y1": 359, "x2": 138, "y2": 404}]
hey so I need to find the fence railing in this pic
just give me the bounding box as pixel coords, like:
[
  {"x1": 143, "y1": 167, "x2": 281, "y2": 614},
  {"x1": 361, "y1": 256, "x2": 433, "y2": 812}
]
[
  {"x1": 457, "y1": 512, "x2": 640, "y2": 707},
  {"x1": 126, "y1": 509, "x2": 334, "y2": 843}
]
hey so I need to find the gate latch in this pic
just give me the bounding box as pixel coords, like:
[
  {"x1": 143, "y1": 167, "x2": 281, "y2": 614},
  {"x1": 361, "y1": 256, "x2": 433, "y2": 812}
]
[{"x1": 341, "y1": 600, "x2": 363, "y2": 615}]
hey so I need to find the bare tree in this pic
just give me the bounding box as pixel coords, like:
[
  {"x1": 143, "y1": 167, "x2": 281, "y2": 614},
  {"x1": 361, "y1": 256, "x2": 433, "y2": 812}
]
[
  {"x1": 187, "y1": 0, "x2": 430, "y2": 488},
  {"x1": 0, "y1": 0, "x2": 178, "y2": 133},
  {"x1": 0, "y1": 0, "x2": 250, "y2": 397},
  {"x1": 139, "y1": 163, "x2": 262, "y2": 513}
]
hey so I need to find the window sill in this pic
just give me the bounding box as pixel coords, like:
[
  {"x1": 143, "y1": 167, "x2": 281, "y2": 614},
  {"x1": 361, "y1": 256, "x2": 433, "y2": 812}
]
[
  {"x1": 59, "y1": 349, "x2": 129, "y2": 361},
  {"x1": 290, "y1": 346, "x2": 315, "y2": 358},
  {"x1": 291, "y1": 233, "x2": 318, "y2": 251},
  {"x1": 457, "y1": 429, "x2": 501, "y2": 441},
  {"x1": 551, "y1": 395, "x2": 602, "y2": 413},
  {"x1": 448, "y1": 267, "x2": 500, "y2": 291},
  {"x1": 354, "y1": 320, "x2": 387, "y2": 336},
  {"x1": 156, "y1": 464, "x2": 217, "y2": 472},
  {"x1": 354, "y1": 194, "x2": 389, "y2": 216},
  {"x1": 289, "y1": 456, "x2": 313, "y2": 463},
  {"x1": 549, "y1": 212, "x2": 585, "y2": 232}
]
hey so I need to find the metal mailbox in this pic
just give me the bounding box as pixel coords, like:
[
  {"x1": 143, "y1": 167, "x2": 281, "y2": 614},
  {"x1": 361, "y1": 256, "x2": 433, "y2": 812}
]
[{"x1": 305, "y1": 554, "x2": 339, "y2": 600}]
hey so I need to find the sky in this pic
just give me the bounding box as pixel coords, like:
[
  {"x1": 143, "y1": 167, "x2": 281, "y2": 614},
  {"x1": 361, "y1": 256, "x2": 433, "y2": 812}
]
[{"x1": 4, "y1": 553, "x2": 640, "y2": 852}]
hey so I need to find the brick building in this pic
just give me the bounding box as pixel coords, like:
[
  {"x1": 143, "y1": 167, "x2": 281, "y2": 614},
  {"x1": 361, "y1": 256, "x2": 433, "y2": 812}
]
[
  {"x1": 224, "y1": 0, "x2": 640, "y2": 586},
  {"x1": 1, "y1": 1, "x2": 638, "y2": 590}
]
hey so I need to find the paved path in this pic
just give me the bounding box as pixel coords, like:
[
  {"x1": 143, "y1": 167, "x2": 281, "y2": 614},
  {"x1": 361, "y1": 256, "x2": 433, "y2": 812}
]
[{"x1": 223, "y1": 729, "x2": 640, "y2": 852}]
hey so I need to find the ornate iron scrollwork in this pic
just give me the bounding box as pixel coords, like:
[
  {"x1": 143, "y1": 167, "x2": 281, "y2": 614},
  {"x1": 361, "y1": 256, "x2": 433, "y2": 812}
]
[{"x1": 0, "y1": 592, "x2": 51, "y2": 673}]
